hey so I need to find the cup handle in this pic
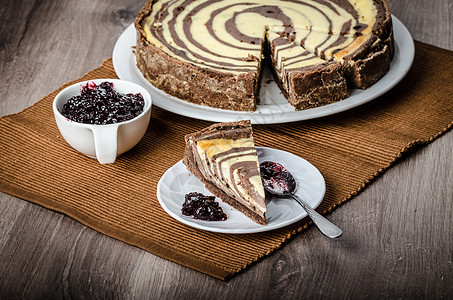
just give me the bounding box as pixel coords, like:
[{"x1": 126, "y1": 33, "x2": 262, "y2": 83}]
[{"x1": 91, "y1": 125, "x2": 119, "y2": 164}]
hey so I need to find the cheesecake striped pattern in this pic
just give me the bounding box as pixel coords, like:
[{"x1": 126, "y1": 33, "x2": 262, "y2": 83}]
[
  {"x1": 193, "y1": 137, "x2": 266, "y2": 218},
  {"x1": 184, "y1": 121, "x2": 267, "y2": 225},
  {"x1": 136, "y1": 0, "x2": 391, "y2": 111},
  {"x1": 142, "y1": 0, "x2": 380, "y2": 74},
  {"x1": 266, "y1": 29, "x2": 330, "y2": 93}
]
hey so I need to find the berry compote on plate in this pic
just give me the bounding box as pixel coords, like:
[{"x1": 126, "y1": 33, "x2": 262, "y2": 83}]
[{"x1": 182, "y1": 192, "x2": 227, "y2": 221}]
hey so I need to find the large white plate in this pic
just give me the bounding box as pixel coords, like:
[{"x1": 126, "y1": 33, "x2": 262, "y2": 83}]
[
  {"x1": 156, "y1": 147, "x2": 325, "y2": 234},
  {"x1": 113, "y1": 16, "x2": 414, "y2": 124}
]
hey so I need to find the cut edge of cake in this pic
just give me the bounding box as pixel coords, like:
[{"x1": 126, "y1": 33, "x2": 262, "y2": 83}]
[
  {"x1": 183, "y1": 120, "x2": 267, "y2": 225},
  {"x1": 266, "y1": 29, "x2": 349, "y2": 110},
  {"x1": 268, "y1": 24, "x2": 392, "y2": 91}
]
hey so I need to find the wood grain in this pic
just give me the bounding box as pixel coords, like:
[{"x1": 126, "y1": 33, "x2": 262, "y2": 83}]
[{"x1": 1, "y1": 0, "x2": 452, "y2": 298}]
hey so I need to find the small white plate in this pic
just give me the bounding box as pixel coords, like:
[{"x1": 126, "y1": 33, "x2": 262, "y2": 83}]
[
  {"x1": 113, "y1": 16, "x2": 414, "y2": 124},
  {"x1": 156, "y1": 147, "x2": 325, "y2": 234}
]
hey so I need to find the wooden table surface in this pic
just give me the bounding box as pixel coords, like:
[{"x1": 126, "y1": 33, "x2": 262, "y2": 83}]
[{"x1": 1, "y1": 0, "x2": 452, "y2": 298}]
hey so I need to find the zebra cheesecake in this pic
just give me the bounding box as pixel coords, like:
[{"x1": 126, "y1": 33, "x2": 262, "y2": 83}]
[
  {"x1": 183, "y1": 120, "x2": 267, "y2": 225},
  {"x1": 135, "y1": 0, "x2": 393, "y2": 111}
]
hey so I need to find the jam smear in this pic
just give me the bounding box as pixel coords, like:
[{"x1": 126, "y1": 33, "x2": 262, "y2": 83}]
[
  {"x1": 260, "y1": 161, "x2": 295, "y2": 195},
  {"x1": 61, "y1": 81, "x2": 144, "y2": 125},
  {"x1": 182, "y1": 192, "x2": 227, "y2": 221}
]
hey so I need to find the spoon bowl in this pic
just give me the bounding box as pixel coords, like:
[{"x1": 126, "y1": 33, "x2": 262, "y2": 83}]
[{"x1": 260, "y1": 161, "x2": 342, "y2": 238}]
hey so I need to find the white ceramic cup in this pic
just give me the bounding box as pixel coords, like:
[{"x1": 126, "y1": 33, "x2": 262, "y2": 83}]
[{"x1": 53, "y1": 79, "x2": 152, "y2": 164}]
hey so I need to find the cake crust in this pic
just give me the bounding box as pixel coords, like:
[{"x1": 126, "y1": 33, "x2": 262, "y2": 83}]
[
  {"x1": 345, "y1": 45, "x2": 391, "y2": 89},
  {"x1": 288, "y1": 63, "x2": 349, "y2": 110}
]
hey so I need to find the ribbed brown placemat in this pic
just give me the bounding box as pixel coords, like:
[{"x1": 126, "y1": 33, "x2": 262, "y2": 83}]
[{"x1": 0, "y1": 41, "x2": 452, "y2": 280}]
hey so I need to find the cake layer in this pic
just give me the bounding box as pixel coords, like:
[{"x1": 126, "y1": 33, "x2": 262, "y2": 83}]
[{"x1": 183, "y1": 120, "x2": 267, "y2": 225}]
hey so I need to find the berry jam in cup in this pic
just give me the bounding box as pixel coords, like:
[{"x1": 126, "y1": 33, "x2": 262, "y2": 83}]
[
  {"x1": 53, "y1": 79, "x2": 152, "y2": 164},
  {"x1": 61, "y1": 81, "x2": 145, "y2": 125}
]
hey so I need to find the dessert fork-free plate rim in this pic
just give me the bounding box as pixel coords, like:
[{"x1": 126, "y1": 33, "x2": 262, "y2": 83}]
[{"x1": 113, "y1": 16, "x2": 414, "y2": 124}]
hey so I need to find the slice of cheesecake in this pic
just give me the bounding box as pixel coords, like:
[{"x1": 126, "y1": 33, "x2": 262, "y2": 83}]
[{"x1": 183, "y1": 120, "x2": 267, "y2": 225}]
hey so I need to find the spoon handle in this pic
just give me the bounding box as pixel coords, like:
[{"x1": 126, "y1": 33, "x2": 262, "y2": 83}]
[{"x1": 289, "y1": 194, "x2": 342, "y2": 238}]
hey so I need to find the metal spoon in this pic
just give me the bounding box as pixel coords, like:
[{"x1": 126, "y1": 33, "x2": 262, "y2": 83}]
[{"x1": 260, "y1": 161, "x2": 342, "y2": 238}]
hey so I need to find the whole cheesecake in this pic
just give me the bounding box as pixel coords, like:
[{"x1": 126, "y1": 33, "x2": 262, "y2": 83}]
[
  {"x1": 135, "y1": 0, "x2": 393, "y2": 111},
  {"x1": 183, "y1": 120, "x2": 267, "y2": 225}
]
